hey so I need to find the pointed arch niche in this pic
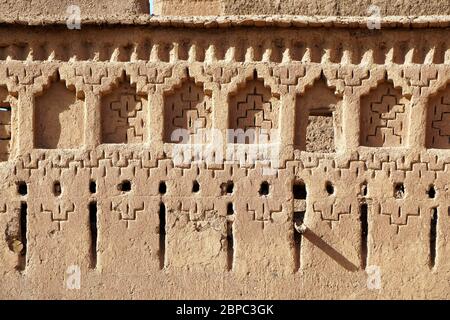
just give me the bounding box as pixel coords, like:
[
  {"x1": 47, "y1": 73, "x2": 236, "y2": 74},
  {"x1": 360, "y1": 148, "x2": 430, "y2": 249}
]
[
  {"x1": 360, "y1": 81, "x2": 410, "y2": 148},
  {"x1": 101, "y1": 76, "x2": 148, "y2": 144},
  {"x1": 163, "y1": 77, "x2": 212, "y2": 144},
  {"x1": 426, "y1": 83, "x2": 450, "y2": 149},
  {"x1": 295, "y1": 77, "x2": 341, "y2": 152},
  {"x1": 228, "y1": 74, "x2": 279, "y2": 144},
  {"x1": 34, "y1": 78, "x2": 84, "y2": 149}
]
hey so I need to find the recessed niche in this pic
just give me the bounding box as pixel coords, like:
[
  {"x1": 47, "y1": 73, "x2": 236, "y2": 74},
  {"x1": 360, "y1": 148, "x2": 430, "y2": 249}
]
[
  {"x1": 228, "y1": 77, "x2": 279, "y2": 144},
  {"x1": 101, "y1": 79, "x2": 147, "y2": 144},
  {"x1": 394, "y1": 183, "x2": 405, "y2": 199},
  {"x1": 293, "y1": 181, "x2": 307, "y2": 200},
  {"x1": 118, "y1": 180, "x2": 132, "y2": 192},
  {"x1": 427, "y1": 185, "x2": 436, "y2": 199},
  {"x1": 89, "y1": 180, "x2": 97, "y2": 194},
  {"x1": 192, "y1": 180, "x2": 200, "y2": 193},
  {"x1": 306, "y1": 113, "x2": 335, "y2": 153},
  {"x1": 17, "y1": 181, "x2": 27, "y2": 196},
  {"x1": 295, "y1": 77, "x2": 340, "y2": 152},
  {"x1": 34, "y1": 80, "x2": 84, "y2": 149},
  {"x1": 325, "y1": 181, "x2": 334, "y2": 195},
  {"x1": 227, "y1": 202, "x2": 234, "y2": 215},
  {"x1": 259, "y1": 181, "x2": 270, "y2": 196},
  {"x1": 53, "y1": 181, "x2": 62, "y2": 196},
  {"x1": 221, "y1": 181, "x2": 234, "y2": 195}
]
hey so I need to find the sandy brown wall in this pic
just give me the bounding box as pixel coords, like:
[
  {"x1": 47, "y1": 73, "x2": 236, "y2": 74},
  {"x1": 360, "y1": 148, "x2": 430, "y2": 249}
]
[
  {"x1": 0, "y1": 0, "x2": 150, "y2": 19},
  {"x1": 0, "y1": 18, "x2": 450, "y2": 298},
  {"x1": 154, "y1": 0, "x2": 450, "y2": 16}
]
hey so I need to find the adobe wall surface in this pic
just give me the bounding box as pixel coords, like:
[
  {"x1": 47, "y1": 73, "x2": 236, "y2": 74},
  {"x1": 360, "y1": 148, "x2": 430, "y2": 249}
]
[
  {"x1": 0, "y1": 0, "x2": 150, "y2": 19},
  {"x1": 0, "y1": 16, "x2": 450, "y2": 299},
  {"x1": 154, "y1": 0, "x2": 450, "y2": 16},
  {"x1": 154, "y1": 0, "x2": 222, "y2": 16}
]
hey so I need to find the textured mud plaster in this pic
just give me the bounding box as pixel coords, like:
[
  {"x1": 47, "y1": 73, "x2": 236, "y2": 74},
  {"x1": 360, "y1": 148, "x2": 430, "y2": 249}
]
[
  {"x1": 154, "y1": 0, "x2": 450, "y2": 16},
  {"x1": 3, "y1": 0, "x2": 450, "y2": 299},
  {"x1": 154, "y1": 0, "x2": 222, "y2": 16},
  {"x1": 0, "y1": 0, "x2": 150, "y2": 19}
]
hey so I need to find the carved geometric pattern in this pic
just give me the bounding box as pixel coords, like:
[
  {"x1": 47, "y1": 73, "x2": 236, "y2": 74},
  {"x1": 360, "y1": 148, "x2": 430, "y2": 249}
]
[
  {"x1": 164, "y1": 79, "x2": 211, "y2": 143},
  {"x1": 246, "y1": 202, "x2": 283, "y2": 224},
  {"x1": 312, "y1": 199, "x2": 352, "y2": 228},
  {"x1": 111, "y1": 199, "x2": 145, "y2": 228},
  {"x1": 427, "y1": 87, "x2": 450, "y2": 149},
  {"x1": 101, "y1": 81, "x2": 147, "y2": 144},
  {"x1": 228, "y1": 79, "x2": 279, "y2": 144},
  {"x1": 40, "y1": 201, "x2": 75, "y2": 231},
  {"x1": 379, "y1": 202, "x2": 422, "y2": 234},
  {"x1": 360, "y1": 82, "x2": 409, "y2": 147}
]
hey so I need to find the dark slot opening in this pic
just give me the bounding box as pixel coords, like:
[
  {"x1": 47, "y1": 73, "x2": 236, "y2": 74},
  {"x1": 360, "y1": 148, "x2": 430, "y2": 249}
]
[
  {"x1": 192, "y1": 180, "x2": 200, "y2": 193},
  {"x1": 293, "y1": 181, "x2": 307, "y2": 200},
  {"x1": 293, "y1": 211, "x2": 305, "y2": 272},
  {"x1": 259, "y1": 181, "x2": 270, "y2": 196},
  {"x1": 227, "y1": 221, "x2": 234, "y2": 271},
  {"x1": 227, "y1": 202, "x2": 234, "y2": 215},
  {"x1": 53, "y1": 181, "x2": 62, "y2": 196},
  {"x1": 430, "y1": 208, "x2": 438, "y2": 269},
  {"x1": 118, "y1": 180, "x2": 131, "y2": 192},
  {"x1": 394, "y1": 183, "x2": 405, "y2": 199},
  {"x1": 226, "y1": 182, "x2": 234, "y2": 194},
  {"x1": 89, "y1": 180, "x2": 97, "y2": 194},
  {"x1": 159, "y1": 203, "x2": 166, "y2": 270},
  {"x1": 428, "y1": 185, "x2": 436, "y2": 199},
  {"x1": 159, "y1": 181, "x2": 167, "y2": 195},
  {"x1": 17, "y1": 202, "x2": 27, "y2": 271},
  {"x1": 221, "y1": 181, "x2": 234, "y2": 195},
  {"x1": 360, "y1": 204, "x2": 368, "y2": 270},
  {"x1": 17, "y1": 181, "x2": 27, "y2": 196},
  {"x1": 326, "y1": 181, "x2": 334, "y2": 195},
  {"x1": 89, "y1": 201, "x2": 98, "y2": 269}
]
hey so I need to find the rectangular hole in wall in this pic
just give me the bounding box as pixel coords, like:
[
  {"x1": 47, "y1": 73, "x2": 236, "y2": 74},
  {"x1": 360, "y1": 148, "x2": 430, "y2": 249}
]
[
  {"x1": 89, "y1": 201, "x2": 98, "y2": 269},
  {"x1": 17, "y1": 202, "x2": 27, "y2": 272},
  {"x1": 293, "y1": 211, "x2": 305, "y2": 272},
  {"x1": 430, "y1": 207, "x2": 438, "y2": 269},
  {"x1": 360, "y1": 204, "x2": 368, "y2": 270},
  {"x1": 159, "y1": 203, "x2": 166, "y2": 270},
  {"x1": 227, "y1": 220, "x2": 234, "y2": 271},
  {"x1": 293, "y1": 181, "x2": 307, "y2": 200},
  {"x1": 306, "y1": 112, "x2": 335, "y2": 153}
]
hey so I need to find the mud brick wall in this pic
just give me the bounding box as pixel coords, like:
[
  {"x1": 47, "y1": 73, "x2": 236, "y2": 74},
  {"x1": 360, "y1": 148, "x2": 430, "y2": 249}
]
[
  {"x1": 154, "y1": 0, "x2": 450, "y2": 16},
  {"x1": 0, "y1": 0, "x2": 150, "y2": 19},
  {"x1": 1, "y1": 16, "x2": 450, "y2": 299}
]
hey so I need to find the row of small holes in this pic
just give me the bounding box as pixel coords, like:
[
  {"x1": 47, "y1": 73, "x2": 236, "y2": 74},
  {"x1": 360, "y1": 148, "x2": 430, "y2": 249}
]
[
  {"x1": 395, "y1": 183, "x2": 436, "y2": 199},
  {"x1": 16, "y1": 180, "x2": 437, "y2": 199},
  {"x1": 17, "y1": 180, "x2": 97, "y2": 196},
  {"x1": 293, "y1": 181, "x2": 333, "y2": 198}
]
